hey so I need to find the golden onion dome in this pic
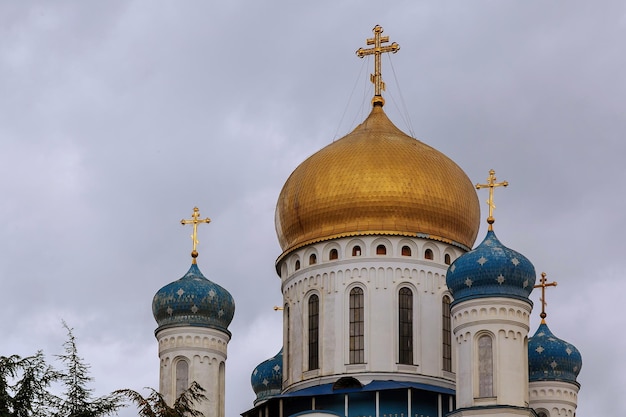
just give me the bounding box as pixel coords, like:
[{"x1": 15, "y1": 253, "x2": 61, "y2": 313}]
[{"x1": 275, "y1": 104, "x2": 480, "y2": 262}]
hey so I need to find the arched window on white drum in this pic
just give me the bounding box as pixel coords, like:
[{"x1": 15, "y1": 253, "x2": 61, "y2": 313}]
[
  {"x1": 478, "y1": 335, "x2": 494, "y2": 397},
  {"x1": 349, "y1": 287, "x2": 364, "y2": 364},
  {"x1": 442, "y1": 296, "x2": 452, "y2": 372},
  {"x1": 352, "y1": 246, "x2": 361, "y2": 257},
  {"x1": 398, "y1": 287, "x2": 413, "y2": 365},
  {"x1": 329, "y1": 248, "x2": 338, "y2": 260},
  {"x1": 376, "y1": 244, "x2": 386, "y2": 255},
  {"x1": 308, "y1": 294, "x2": 319, "y2": 370},
  {"x1": 444, "y1": 253, "x2": 452, "y2": 265},
  {"x1": 175, "y1": 359, "x2": 189, "y2": 399},
  {"x1": 424, "y1": 248, "x2": 434, "y2": 260},
  {"x1": 401, "y1": 245, "x2": 411, "y2": 256},
  {"x1": 309, "y1": 253, "x2": 317, "y2": 265}
]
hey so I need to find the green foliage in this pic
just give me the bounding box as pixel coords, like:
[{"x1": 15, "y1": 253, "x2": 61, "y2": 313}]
[
  {"x1": 115, "y1": 382, "x2": 206, "y2": 417},
  {"x1": 50, "y1": 322, "x2": 123, "y2": 417},
  {"x1": 11, "y1": 352, "x2": 58, "y2": 417},
  {"x1": 0, "y1": 322, "x2": 206, "y2": 417},
  {"x1": 0, "y1": 323, "x2": 124, "y2": 417},
  {"x1": 0, "y1": 352, "x2": 58, "y2": 417}
]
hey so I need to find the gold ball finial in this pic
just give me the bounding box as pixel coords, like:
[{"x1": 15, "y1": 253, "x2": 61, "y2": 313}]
[{"x1": 372, "y1": 96, "x2": 385, "y2": 106}]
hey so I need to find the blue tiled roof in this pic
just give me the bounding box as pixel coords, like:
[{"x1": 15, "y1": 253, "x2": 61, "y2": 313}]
[
  {"x1": 251, "y1": 349, "x2": 283, "y2": 404},
  {"x1": 446, "y1": 230, "x2": 536, "y2": 305},
  {"x1": 152, "y1": 263, "x2": 235, "y2": 333},
  {"x1": 529, "y1": 322, "x2": 582, "y2": 384},
  {"x1": 281, "y1": 380, "x2": 455, "y2": 397}
]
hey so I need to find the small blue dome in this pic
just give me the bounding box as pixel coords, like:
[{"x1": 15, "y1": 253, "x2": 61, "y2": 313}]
[
  {"x1": 446, "y1": 230, "x2": 536, "y2": 305},
  {"x1": 152, "y1": 263, "x2": 235, "y2": 333},
  {"x1": 251, "y1": 349, "x2": 283, "y2": 404},
  {"x1": 529, "y1": 322, "x2": 582, "y2": 384}
]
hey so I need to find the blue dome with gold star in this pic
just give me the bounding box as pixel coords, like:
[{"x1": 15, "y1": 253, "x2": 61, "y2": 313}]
[
  {"x1": 251, "y1": 349, "x2": 283, "y2": 405},
  {"x1": 446, "y1": 230, "x2": 536, "y2": 306},
  {"x1": 529, "y1": 322, "x2": 582, "y2": 384},
  {"x1": 152, "y1": 263, "x2": 235, "y2": 334}
]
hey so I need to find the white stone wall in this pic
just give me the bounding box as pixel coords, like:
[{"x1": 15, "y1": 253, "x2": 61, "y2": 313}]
[
  {"x1": 277, "y1": 235, "x2": 464, "y2": 392},
  {"x1": 451, "y1": 297, "x2": 532, "y2": 409},
  {"x1": 156, "y1": 326, "x2": 230, "y2": 417},
  {"x1": 529, "y1": 380, "x2": 579, "y2": 417}
]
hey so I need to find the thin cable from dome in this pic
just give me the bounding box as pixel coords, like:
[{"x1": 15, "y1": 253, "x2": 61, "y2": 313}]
[
  {"x1": 351, "y1": 54, "x2": 373, "y2": 129},
  {"x1": 336, "y1": 54, "x2": 374, "y2": 135},
  {"x1": 387, "y1": 54, "x2": 416, "y2": 138},
  {"x1": 385, "y1": 87, "x2": 414, "y2": 139},
  {"x1": 333, "y1": 56, "x2": 369, "y2": 142}
]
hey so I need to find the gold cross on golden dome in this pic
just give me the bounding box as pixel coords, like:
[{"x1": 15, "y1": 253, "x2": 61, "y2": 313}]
[
  {"x1": 475, "y1": 169, "x2": 508, "y2": 230},
  {"x1": 356, "y1": 25, "x2": 400, "y2": 107},
  {"x1": 181, "y1": 207, "x2": 211, "y2": 264},
  {"x1": 534, "y1": 272, "x2": 557, "y2": 323}
]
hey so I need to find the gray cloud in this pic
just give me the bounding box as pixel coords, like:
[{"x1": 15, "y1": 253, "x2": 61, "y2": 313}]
[{"x1": 0, "y1": 1, "x2": 622, "y2": 416}]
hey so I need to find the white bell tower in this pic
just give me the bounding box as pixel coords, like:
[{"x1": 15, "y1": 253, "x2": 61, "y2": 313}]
[
  {"x1": 152, "y1": 207, "x2": 235, "y2": 417},
  {"x1": 446, "y1": 171, "x2": 536, "y2": 417}
]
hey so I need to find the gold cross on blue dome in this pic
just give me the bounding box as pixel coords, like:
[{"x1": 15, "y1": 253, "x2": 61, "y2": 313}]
[
  {"x1": 476, "y1": 169, "x2": 509, "y2": 231},
  {"x1": 181, "y1": 207, "x2": 211, "y2": 264}
]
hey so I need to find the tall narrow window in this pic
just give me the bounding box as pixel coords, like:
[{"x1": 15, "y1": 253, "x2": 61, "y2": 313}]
[
  {"x1": 285, "y1": 304, "x2": 290, "y2": 378},
  {"x1": 401, "y1": 246, "x2": 411, "y2": 256},
  {"x1": 175, "y1": 359, "x2": 189, "y2": 398},
  {"x1": 295, "y1": 260, "x2": 300, "y2": 270},
  {"x1": 445, "y1": 253, "x2": 452, "y2": 265},
  {"x1": 398, "y1": 287, "x2": 413, "y2": 364},
  {"x1": 218, "y1": 362, "x2": 225, "y2": 417},
  {"x1": 352, "y1": 246, "x2": 361, "y2": 257},
  {"x1": 376, "y1": 244, "x2": 386, "y2": 255},
  {"x1": 442, "y1": 296, "x2": 452, "y2": 372},
  {"x1": 349, "y1": 287, "x2": 364, "y2": 364},
  {"x1": 329, "y1": 248, "x2": 338, "y2": 260},
  {"x1": 309, "y1": 253, "x2": 317, "y2": 265},
  {"x1": 308, "y1": 295, "x2": 319, "y2": 370},
  {"x1": 425, "y1": 249, "x2": 434, "y2": 260},
  {"x1": 478, "y1": 335, "x2": 494, "y2": 397}
]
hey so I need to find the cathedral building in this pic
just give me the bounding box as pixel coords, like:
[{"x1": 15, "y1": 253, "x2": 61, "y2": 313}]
[{"x1": 151, "y1": 26, "x2": 582, "y2": 417}]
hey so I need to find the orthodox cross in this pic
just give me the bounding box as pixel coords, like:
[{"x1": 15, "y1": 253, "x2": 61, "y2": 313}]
[
  {"x1": 475, "y1": 169, "x2": 509, "y2": 230},
  {"x1": 181, "y1": 207, "x2": 211, "y2": 264},
  {"x1": 534, "y1": 272, "x2": 557, "y2": 323},
  {"x1": 356, "y1": 25, "x2": 400, "y2": 106}
]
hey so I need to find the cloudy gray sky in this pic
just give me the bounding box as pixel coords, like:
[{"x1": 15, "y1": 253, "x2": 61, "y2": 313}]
[{"x1": 1, "y1": 1, "x2": 624, "y2": 416}]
